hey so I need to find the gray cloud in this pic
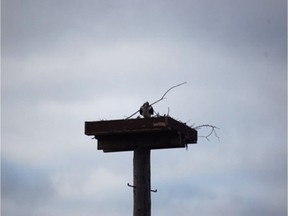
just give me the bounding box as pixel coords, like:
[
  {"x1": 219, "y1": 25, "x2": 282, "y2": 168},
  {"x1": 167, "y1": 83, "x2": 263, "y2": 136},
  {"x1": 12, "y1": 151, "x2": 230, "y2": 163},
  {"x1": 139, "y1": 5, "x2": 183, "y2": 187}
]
[
  {"x1": 2, "y1": 0, "x2": 286, "y2": 58},
  {"x1": 2, "y1": 0, "x2": 286, "y2": 215},
  {"x1": 1, "y1": 160, "x2": 56, "y2": 216}
]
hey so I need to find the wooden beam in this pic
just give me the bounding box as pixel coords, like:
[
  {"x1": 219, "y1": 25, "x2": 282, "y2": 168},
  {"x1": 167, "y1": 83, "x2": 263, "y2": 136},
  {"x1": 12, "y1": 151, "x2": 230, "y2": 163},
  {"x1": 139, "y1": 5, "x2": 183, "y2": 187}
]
[
  {"x1": 98, "y1": 132, "x2": 186, "y2": 152},
  {"x1": 85, "y1": 116, "x2": 197, "y2": 152},
  {"x1": 133, "y1": 148, "x2": 151, "y2": 216}
]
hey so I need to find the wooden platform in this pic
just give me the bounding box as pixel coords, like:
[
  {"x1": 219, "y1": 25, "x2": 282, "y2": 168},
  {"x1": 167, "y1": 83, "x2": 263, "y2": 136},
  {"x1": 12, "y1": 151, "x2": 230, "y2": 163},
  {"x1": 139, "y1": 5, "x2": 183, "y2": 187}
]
[{"x1": 85, "y1": 116, "x2": 197, "y2": 152}]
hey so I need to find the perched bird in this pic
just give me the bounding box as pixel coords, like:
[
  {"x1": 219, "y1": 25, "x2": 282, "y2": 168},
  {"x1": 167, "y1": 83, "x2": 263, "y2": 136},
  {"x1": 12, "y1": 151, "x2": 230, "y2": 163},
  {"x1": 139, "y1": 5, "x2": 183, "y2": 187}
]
[{"x1": 139, "y1": 102, "x2": 154, "y2": 118}]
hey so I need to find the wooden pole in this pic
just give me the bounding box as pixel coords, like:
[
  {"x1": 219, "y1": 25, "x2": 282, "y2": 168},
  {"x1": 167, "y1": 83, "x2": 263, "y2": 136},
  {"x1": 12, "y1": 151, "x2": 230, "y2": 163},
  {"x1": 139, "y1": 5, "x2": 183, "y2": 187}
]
[{"x1": 133, "y1": 148, "x2": 151, "y2": 216}]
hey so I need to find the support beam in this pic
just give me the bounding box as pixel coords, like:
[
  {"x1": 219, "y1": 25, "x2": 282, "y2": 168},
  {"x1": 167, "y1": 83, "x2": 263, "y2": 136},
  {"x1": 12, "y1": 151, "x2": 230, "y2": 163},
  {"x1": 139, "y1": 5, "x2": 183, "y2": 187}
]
[
  {"x1": 133, "y1": 148, "x2": 151, "y2": 216},
  {"x1": 85, "y1": 116, "x2": 198, "y2": 152},
  {"x1": 85, "y1": 116, "x2": 198, "y2": 215}
]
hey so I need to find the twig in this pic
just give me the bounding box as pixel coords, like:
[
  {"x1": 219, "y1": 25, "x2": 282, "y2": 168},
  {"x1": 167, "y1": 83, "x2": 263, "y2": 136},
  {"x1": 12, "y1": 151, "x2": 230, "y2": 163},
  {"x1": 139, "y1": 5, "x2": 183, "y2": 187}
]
[
  {"x1": 125, "y1": 110, "x2": 140, "y2": 119},
  {"x1": 150, "y1": 82, "x2": 187, "y2": 106},
  {"x1": 126, "y1": 82, "x2": 187, "y2": 119},
  {"x1": 193, "y1": 124, "x2": 220, "y2": 141}
]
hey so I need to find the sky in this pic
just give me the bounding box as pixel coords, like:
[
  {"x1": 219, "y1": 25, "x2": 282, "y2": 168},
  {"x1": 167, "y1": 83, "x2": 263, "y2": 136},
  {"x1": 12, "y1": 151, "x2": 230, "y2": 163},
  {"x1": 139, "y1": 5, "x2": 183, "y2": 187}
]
[{"x1": 1, "y1": 0, "x2": 287, "y2": 215}]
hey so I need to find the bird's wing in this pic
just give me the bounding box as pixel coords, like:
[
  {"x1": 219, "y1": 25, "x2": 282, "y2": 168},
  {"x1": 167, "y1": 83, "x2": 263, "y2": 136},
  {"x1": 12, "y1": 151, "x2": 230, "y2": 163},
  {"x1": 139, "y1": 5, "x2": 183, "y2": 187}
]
[{"x1": 149, "y1": 106, "x2": 154, "y2": 114}]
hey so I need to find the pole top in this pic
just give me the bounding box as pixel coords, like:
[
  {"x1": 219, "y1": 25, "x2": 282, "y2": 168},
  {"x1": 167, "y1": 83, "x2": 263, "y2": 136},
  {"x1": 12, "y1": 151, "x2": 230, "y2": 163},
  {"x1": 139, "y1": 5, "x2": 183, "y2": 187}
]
[{"x1": 85, "y1": 116, "x2": 197, "y2": 152}]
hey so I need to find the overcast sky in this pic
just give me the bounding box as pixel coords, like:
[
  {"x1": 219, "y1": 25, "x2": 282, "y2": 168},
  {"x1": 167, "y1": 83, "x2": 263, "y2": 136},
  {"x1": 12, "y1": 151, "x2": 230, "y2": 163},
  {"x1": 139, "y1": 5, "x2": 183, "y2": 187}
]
[{"x1": 1, "y1": 0, "x2": 287, "y2": 216}]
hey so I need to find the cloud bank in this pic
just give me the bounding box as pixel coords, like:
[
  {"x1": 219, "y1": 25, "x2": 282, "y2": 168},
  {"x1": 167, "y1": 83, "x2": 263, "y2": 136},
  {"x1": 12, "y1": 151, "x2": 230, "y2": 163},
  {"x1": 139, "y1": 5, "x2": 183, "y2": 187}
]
[{"x1": 2, "y1": 0, "x2": 286, "y2": 215}]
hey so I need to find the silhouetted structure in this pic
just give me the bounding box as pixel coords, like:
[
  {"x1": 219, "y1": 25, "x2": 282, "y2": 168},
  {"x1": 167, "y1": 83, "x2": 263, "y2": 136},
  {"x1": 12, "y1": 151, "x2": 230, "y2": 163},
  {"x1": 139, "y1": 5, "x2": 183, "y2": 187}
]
[{"x1": 85, "y1": 116, "x2": 197, "y2": 216}]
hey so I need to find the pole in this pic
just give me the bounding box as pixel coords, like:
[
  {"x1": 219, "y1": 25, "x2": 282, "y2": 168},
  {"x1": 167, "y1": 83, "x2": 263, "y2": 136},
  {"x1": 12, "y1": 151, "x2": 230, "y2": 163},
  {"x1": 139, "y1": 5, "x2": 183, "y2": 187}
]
[{"x1": 133, "y1": 148, "x2": 151, "y2": 216}]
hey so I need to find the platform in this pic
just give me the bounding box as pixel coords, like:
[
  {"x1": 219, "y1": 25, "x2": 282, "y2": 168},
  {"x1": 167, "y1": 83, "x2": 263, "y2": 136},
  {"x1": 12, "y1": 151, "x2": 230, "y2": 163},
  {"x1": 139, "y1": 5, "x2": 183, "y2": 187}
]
[{"x1": 85, "y1": 116, "x2": 197, "y2": 152}]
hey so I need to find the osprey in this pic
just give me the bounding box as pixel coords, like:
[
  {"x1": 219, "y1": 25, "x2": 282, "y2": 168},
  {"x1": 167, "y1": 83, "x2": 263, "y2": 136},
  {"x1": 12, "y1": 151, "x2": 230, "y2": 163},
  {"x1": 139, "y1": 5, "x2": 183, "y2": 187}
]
[{"x1": 139, "y1": 102, "x2": 154, "y2": 118}]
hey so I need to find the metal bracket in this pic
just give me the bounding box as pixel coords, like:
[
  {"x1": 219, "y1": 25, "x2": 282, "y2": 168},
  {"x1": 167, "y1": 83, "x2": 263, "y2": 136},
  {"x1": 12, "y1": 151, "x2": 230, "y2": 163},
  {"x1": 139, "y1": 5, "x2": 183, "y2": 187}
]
[
  {"x1": 127, "y1": 183, "x2": 136, "y2": 188},
  {"x1": 151, "y1": 188, "x2": 157, "y2": 193},
  {"x1": 127, "y1": 183, "x2": 157, "y2": 193}
]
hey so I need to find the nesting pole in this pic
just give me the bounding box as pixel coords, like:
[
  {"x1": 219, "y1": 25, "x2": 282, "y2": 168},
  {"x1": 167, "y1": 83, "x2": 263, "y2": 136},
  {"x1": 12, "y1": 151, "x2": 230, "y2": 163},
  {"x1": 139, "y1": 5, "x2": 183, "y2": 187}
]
[
  {"x1": 134, "y1": 148, "x2": 151, "y2": 216},
  {"x1": 85, "y1": 116, "x2": 197, "y2": 216}
]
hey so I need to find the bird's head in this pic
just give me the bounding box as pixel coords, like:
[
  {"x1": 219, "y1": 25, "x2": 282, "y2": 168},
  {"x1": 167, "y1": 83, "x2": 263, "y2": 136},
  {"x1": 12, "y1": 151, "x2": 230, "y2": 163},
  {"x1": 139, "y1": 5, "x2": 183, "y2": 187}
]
[{"x1": 143, "y1": 102, "x2": 149, "y2": 107}]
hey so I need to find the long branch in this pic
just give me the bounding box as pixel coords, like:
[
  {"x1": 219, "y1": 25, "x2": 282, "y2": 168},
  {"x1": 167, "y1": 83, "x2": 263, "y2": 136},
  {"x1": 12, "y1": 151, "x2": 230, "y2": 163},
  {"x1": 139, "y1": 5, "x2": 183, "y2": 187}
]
[
  {"x1": 193, "y1": 124, "x2": 220, "y2": 141},
  {"x1": 126, "y1": 82, "x2": 187, "y2": 119},
  {"x1": 150, "y1": 82, "x2": 187, "y2": 106}
]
